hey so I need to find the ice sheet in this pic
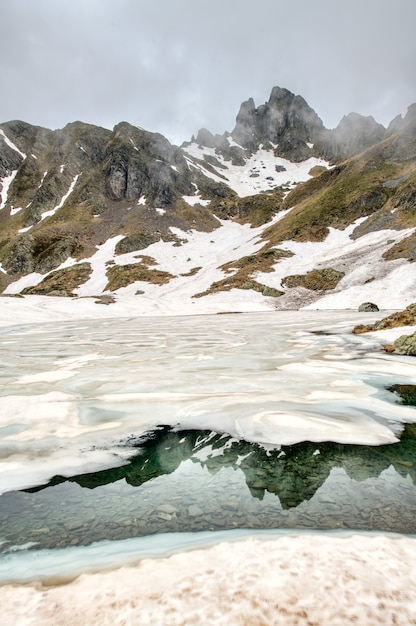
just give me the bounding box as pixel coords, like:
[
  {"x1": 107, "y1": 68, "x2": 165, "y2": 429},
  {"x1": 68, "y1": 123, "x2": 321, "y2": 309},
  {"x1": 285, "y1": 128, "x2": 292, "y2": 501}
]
[{"x1": 0, "y1": 311, "x2": 415, "y2": 494}]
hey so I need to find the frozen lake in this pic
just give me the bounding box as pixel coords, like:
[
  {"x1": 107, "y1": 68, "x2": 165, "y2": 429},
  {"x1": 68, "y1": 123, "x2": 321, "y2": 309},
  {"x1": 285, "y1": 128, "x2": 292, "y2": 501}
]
[
  {"x1": 1, "y1": 309, "x2": 416, "y2": 497},
  {"x1": 1, "y1": 309, "x2": 416, "y2": 623}
]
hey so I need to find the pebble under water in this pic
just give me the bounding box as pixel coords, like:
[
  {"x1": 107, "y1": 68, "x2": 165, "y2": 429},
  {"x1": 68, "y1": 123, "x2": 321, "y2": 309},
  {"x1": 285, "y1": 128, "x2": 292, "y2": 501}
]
[{"x1": 1, "y1": 423, "x2": 416, "y2": 553}]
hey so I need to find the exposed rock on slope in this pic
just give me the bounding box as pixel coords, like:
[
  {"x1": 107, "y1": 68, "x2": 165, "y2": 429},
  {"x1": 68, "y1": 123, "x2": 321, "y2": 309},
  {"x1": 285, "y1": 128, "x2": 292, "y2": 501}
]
[
  {"x1": 261, "y1": 102, "x2": 416, "y2": 247},
  {"x1": 191, "y1": 87, "x2": 387, "y2": 165}
]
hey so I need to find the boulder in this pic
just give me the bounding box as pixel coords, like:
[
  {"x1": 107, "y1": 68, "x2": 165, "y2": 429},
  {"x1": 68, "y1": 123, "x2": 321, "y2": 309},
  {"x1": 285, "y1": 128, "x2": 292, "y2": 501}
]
[
  {"x1": 352, "y1": 303, "x2": 416, "y2": 334},
  {"x1": 282, "y1": 267, "x2": 345, "y2": 291},
  {"x1": 388, "y1": 384, "x2": 416, "y2": 405},
  {"x1": 393, "y1": 332, "x2": 416, "y2": 356},
  {"x1": 358, "y1": 302, "x2": 379, "y2": 312}
]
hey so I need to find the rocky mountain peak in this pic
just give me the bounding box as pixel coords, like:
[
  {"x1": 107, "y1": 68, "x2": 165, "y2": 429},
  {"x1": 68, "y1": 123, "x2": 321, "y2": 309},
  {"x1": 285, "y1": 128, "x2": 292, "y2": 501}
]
[
  {"x1": 325, "y1": 112, "x2": 386, "y2": 160},
  {"x1": 231, "y1": 87, "x2": 325, "y2": 161},
  {"x1": 103, "y1": 121, "x2": 194, "y2": 205},
  {"x1": 192, "y1": 87, "x2": 396, "y2": 165}
]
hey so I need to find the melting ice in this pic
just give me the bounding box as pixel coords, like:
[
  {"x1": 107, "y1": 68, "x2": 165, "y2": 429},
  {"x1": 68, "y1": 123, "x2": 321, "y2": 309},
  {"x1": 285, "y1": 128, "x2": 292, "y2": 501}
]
[
  {"x1": 1, "y1": 310, "x2": 416, "y2": 624},
  {"x1": 1, "y1": 310, "x2": 416, "y2": 495}
]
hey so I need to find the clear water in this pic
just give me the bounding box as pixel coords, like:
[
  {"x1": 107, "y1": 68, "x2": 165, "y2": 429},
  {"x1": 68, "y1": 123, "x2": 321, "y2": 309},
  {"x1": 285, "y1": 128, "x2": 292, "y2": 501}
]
[{"x1": 1, "y1": 425, "x2": 416, "y2": 553}]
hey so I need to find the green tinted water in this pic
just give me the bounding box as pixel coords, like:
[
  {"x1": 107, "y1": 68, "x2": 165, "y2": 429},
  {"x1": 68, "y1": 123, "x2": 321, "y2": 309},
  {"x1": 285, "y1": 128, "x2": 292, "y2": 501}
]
[{"x1": 1, "y1": 423, "x2": 416, "y2": 553}]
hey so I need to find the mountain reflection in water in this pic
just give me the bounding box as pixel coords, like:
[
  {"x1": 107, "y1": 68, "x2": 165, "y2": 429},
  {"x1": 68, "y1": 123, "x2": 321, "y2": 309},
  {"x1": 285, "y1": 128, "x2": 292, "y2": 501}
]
[{"x1": 1, "y1": 424, "x2": 416, "y2": 553}]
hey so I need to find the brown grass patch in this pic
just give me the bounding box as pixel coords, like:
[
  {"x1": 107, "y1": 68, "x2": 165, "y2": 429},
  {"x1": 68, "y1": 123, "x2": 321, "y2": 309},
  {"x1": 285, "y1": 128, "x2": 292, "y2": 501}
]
[
  {"x1": 180, "y1": 266, "x2": 202, "y2": 277},
  {"x1": 193, "y1": 245, "x2": 291, "y2": 298},
  {"x1": 281, "y1": 268, "x2": 345, "y2": 291},
  {"x1": 383, "y1": 232, "x2": 416, "y2": 262},
  {"x1": 105, "y1": 259, "x2": 175, "y2": 291},
  {"x1": 21, "y1": 263, "x2": 92, "y2": 296},
  {"x1": 352, "y1": 303, "x2": 416, "y2": 334}
]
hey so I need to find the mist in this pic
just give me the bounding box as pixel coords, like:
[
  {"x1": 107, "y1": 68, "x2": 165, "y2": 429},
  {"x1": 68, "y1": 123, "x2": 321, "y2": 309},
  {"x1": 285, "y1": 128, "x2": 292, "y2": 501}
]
[{"x1": 1, "y1": 0, "x2": 415, "y2": 143}]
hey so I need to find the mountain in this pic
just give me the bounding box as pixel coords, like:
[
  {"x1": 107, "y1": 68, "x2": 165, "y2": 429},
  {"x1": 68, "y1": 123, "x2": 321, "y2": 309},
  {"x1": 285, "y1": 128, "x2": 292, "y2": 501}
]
[{"x1": 0, "y1": 87, "x2": 415, "y2": 312}]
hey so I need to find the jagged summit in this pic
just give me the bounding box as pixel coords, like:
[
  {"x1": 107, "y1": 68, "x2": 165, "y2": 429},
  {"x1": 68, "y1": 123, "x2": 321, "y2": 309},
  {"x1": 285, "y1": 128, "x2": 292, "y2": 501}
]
[
  {"x1": 232, "y1": 87, "x2": 325, "y2": 161},
  {"x1": 189, "y1": 86, "x2": 325, "y2": 162},
  {"x1": 191, "y1": 86, "x2": 390, "y2": 164}
]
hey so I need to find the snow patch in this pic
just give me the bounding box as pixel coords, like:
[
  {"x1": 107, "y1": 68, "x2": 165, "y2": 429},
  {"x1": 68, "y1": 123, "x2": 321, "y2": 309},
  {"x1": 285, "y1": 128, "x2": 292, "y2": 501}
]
[
  {"x1": 0, "y1": 129, "x2": 26, "y2": 159},
  {"x1": 74, "y1": 236, "x2": 125, "y2": 296},
  {"x1": 0, "y1": 171, "x2": 18, "y2": 210},
  {"x1": 254, "y1": 218, "x2": 416, "y2": 310},
  {"x1": 1, "y1": 532, "x2": 415, "y2": 625},
  {"x1": 9, "y1": 206, "x2": 23, "y2": 216},
  {"x1": 182, "y1": 144, "x2": 330, "y2": 197},
  {"x1": 39, "y1": 174, "x2": 80, "y2": 222},
  {"x1": 182, "y1": 194, "x2": 211, "y2": 206}
]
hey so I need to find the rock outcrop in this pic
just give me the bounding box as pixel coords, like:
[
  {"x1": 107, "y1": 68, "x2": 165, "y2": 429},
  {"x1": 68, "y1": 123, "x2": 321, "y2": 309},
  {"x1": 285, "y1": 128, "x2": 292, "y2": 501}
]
[
  {"x1": 232, "y1": 87, "x2": 325, "y2": 162},
  {"x1": 358, "y1": 302, "x2": 379, "y2": 312},
  {"x1": 352, "y1": 304, "x2": 416, "y2": 335},
  {"x1": 393, "y1": 332, "x2": 416, "y2": 356},
  {"x1": 321, "y1": 113, "x2": 386, "y2": 161}
]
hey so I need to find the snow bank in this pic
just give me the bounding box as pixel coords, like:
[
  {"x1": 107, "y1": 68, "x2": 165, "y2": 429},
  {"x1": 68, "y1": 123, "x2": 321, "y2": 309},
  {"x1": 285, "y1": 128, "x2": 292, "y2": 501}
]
[{"x1": 1, "y1": 531, "x2": 415, "y2": 625}]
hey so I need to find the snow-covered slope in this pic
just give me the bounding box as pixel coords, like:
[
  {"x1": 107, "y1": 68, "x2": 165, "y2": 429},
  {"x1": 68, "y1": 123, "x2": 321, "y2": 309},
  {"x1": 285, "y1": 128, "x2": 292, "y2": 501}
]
[
  {"x1": 182, "y1": 140, "x2": 329, "y2": 197},
  {"x1": 4, "y1": 210, "x2": 416, "y2": 315}
]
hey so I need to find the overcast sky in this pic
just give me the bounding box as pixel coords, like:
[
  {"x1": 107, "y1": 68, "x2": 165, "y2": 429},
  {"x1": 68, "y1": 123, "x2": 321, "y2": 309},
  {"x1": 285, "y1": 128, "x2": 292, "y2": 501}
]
[{"x1": 1, "y1": 0, "x2": 415, "y2": 144}]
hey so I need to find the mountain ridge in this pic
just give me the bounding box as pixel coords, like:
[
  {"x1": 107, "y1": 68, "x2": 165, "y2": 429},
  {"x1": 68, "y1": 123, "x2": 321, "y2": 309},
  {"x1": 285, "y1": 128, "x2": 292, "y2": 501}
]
[{"x1": 0, "y1": 86, "x2": 415, "y2": 312}]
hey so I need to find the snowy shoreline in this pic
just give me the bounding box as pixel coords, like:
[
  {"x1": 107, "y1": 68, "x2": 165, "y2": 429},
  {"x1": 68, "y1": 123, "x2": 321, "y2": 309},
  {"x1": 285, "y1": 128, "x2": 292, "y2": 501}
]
[
  {"x1": 1, "y1": 530, "x2": 415, "y2": 625},
  {"x1": 0, "y1": 292, "x2": 414, "y2": 327}
]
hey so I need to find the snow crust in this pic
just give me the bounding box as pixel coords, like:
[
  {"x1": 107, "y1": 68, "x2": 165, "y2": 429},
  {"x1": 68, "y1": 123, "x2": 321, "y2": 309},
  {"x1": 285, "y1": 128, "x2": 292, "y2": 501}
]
[
  {"x1": 1, "y1": 531, "x2": 415, "y2": 625},
  {"x1": 183, "y1": 142, "x2": 330, "y2": 197}
]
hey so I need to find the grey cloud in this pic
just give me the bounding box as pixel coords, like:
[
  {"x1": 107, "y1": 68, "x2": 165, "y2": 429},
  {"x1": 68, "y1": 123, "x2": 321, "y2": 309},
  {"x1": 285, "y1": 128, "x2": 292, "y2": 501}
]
[{"x1": 0, "y1": 0, "x2": 415, "y2": 144}]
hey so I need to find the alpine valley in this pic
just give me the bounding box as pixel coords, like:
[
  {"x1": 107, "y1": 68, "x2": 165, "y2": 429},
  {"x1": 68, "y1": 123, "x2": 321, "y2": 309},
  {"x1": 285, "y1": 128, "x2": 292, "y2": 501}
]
[
  {"x1": 3, "y1": 87, "x2": 416, "y2": 625},
  {"x1": 0, "y1": 85, "x2": 416, "y2": 313}
]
